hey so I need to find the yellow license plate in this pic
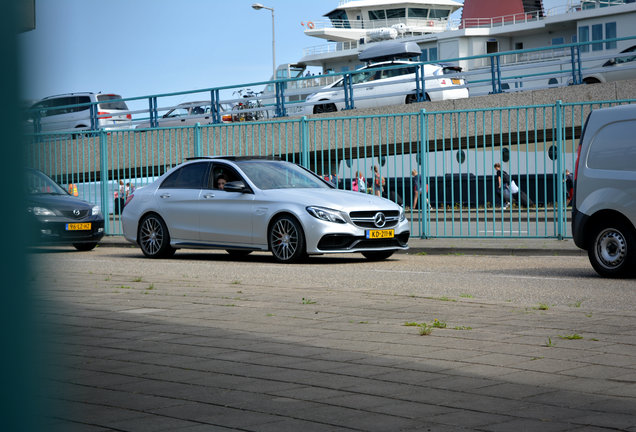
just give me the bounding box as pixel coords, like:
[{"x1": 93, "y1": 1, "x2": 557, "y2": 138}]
[
  {"x1": 451, "y1": 78, "x2": 461, "y2": 85},
  {"x1": 366, "y1": 229, "x2": 394, "y2": 239},
  {"x1": 66, "y1": 223, "x2": 91, "y2": 231}
]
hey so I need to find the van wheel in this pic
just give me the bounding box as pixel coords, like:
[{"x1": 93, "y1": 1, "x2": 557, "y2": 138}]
[
  {"x1": 582, "y1": 77, "x2": 601, "y2": 85},
  {"x1": 313, "y1": 103, "x2": 337, "y2": 114},
  {"x1": 587, "y1": 220, "x2": 636, "y2": 278},
  {"x1": 405, "y1": 94, "x2": 429, "y2": 104}
]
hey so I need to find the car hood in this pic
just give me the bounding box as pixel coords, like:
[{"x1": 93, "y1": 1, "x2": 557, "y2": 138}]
[
  {"x1": 259, "y1": 188, "x2": 399, "y2": 212},
  {"x1": 27, "y1": 194, "x2": 96, "y2": 210}
]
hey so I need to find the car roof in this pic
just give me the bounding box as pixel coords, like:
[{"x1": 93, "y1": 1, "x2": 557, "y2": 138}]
[{"x1": 185, "y1": 156, "x2": 283, "y2": 162}]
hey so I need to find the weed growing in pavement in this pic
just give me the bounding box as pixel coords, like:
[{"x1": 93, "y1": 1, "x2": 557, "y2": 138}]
[
  {"x1": 436, "y1": 296, "x2": 457, "y2": 302},
  {"x1": 453, "y1": 326, "x2": 472, "y2": 330},
  {"x1": 403, "y1": 322, "x2": 420, "y2": 327},
  {"x1": 419, "y1": 324, "x2": 433, "y2": 336},
  {"x1": 118, "y1": 285, "x2": 131, "y2": 289},
  {"x1": 104, "y1": 276, "x2": 111, "y2": 281},
  {"x1": 545, "y1": 337, "x2": 556, "y2": 347},
  {"x1": 459, "y1": 293, "x2": 473, "y2": 298},
  {"x1": 534, "y1": 303, "x2": 550, "y2": 311},
  {"x1": 569, "y1": 300, "x2": 584, "y2": 308},
  {"x1": 431, "y1": 319, "x2": 447, "y2": 328},
  {"x1": 231, "y1": 280, "x2": 241, "y2": 285},
  {"x1": 558, "y1": 334, "x2": 583, "y2": 340},
  {"x1": 416, "y1": 252, "x2": 428, "y2": 256},
  {"x1": 147, "y1": 284, "x2": 154, "y2": 290},
  {"x1": 301, "y1": 297, "x2": 316, "y2": 304},
  {"x1": 132, "y1": 276, "x2": 143, "y2": 282}
]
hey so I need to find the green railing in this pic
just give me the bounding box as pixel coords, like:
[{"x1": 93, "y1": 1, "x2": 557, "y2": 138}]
[{"x1": 25, "y1": 98, "x2": 636, "y2": 239}]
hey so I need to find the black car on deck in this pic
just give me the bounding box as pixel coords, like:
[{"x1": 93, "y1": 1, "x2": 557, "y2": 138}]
[{"x1": 26, "y1": 168, "x2": 104, "y2": 250}]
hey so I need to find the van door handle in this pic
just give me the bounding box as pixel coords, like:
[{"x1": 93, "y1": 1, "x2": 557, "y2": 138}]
[
  {"x1": 203, "y1": 193, "x2": 215, "y2": 199},
  {"x1": 160, "y1": 193, "x2": 171, "y2": 199}
]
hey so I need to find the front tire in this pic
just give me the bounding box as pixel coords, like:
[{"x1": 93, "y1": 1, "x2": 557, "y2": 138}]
[
  {"x1": 138, "y1": 214, "x2": 176, "y2": 258},
  {"x1": 73, "y1": 242, "x2": 97, "y2": 251},
  {"x1": 362, "y1": 250, "x2": 395, "y2": 261},
  {"x1": 313, "y1": 102, "x2": 337, "y2": 114},
  {"x1": 587, "y1": 220, "x2": 636, "y2": 278},
  {"x1": 269, "y1": 216, "x2": 306, "y2": 263}
]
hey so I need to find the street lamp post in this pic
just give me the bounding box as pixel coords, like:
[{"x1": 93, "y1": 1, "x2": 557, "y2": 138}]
[{"x1": 251, "y1": 3, "x2": 276, "y2": 80}]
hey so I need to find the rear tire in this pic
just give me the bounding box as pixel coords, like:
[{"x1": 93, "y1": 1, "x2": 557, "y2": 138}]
[
  {"x1": 583, "y1": 77, "x2": 601, "y2": 85},
  {"x1": 362, "y1": 250, "x2": 395, "y2": 261},
  {"x1": 587, "y1": 220, "x2": 636, "y2": 278},
  {"x1": 138, "y1": 214, "x2": 176, "y2": 258},
  {"x1": 269, "y1": 215, "x2": 306, "y2": 263}
]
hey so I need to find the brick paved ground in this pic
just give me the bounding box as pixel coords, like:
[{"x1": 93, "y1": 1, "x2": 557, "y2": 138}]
[{"x1": 31, "y1": 245, "x2": 636, "y2": 431}]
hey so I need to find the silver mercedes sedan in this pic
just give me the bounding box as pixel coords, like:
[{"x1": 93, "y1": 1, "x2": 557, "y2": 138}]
[{"x1": 121, "y1": 157, "x2": 410, "y2": 263}]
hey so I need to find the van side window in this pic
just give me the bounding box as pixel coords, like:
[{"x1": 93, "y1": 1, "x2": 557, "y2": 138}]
[
  {"x1": 588, "y1": 119, "x2": 636, "y2": 171},
  {"x1": 75, "y1": 96, "x2": 91, "y2": 113}
]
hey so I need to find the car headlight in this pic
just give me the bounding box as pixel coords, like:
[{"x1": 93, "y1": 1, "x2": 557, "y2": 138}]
[
  {"x1": 400, "y1": 208, "x2": 406, "y2": 222},
  {"x1": 91, "y1": 205, "x2": 101, "y2": 216},
  {"x1": 29, "y1": 206, "x2": 55, "y2": 216},
  {"x1": 306, "y1": 206, "x2": 347, "y2": 224}
]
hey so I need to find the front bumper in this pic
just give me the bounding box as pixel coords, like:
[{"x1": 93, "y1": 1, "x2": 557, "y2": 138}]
[{"x1": 31, "y1": 217, "x2": 105, "y2": 246}]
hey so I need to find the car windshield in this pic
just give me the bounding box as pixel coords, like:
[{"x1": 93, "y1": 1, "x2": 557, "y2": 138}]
[
  {"x1": 26, "y1": 169, "x2": 68, "y2": 195},
  {"x1": 235, "y1": 160, "x2": 331, "y2": 190}
]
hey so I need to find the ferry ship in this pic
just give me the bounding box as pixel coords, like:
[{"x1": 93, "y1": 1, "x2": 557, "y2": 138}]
[{"x1": 271, "y1": 0, "x2": 636, "y2": 99}]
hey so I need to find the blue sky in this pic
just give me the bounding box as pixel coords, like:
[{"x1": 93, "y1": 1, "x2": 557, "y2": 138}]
[{"x1": 19, "y1": 0, "x2": 567, "y2": 107}]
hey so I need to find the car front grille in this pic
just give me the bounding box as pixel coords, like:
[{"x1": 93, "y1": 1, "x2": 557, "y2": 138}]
[
  {"x1": 317, "y1": 231, "x2": 409, "y2": 251},
  {"x1": 349, "y1": 210, "x2": 401, "y2": 228},
  {"x1": 60, "y1": 209, "x2": 90, "y2": 219}
]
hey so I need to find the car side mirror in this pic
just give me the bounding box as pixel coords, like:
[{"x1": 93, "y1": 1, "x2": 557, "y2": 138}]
[
  {"x1": 224, "y1": 181, "x2": 248, "y2": 193},
  {"x1": 603, "y1": 59, "x2": 616, "y2": 67}
]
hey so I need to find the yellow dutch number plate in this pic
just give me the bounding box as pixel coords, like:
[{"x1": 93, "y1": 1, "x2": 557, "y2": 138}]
[
  {"x1": 66, "y1": 223, "x2": 91, "y2": 231},
  {"x1": 366, "y1": 229, "x2": 394, "y2": 239},
  {"x1": 451, "y1": 78, "x2": 461, "y2": 84}
]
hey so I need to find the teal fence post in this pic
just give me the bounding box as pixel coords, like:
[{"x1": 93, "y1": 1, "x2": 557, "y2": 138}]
[
  {"x1": 555, "y1": 100, "x2": 565, "y2": 240},
  {"x1": 99, "y1": 129, "x2": 110, "y2": 235},
  {"x1": 300, "y1": 116, "x2": 309, "y2": 169},
  {"x1": 194, "y1": 123, "x2": 202, "y2": 157},
  {"x1": 420, "y1": 108, "x2": 428, "y2": 239}
]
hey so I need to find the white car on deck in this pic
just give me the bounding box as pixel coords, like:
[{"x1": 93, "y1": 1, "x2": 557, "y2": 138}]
[{"x1": 304, "y1": 60, "x2": 469, "y2": 115}]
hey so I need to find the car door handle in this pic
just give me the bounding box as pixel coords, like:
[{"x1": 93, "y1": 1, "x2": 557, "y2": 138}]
[
  {"x1": 159, "y1": 193, "x2": 171, "y2": 199},
  {"x1": 203, "y1": 193, "x2": 215, "y2": 199}
]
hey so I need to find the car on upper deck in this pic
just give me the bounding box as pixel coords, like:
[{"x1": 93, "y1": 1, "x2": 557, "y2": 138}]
[
  {"x1": 26, "y1": 92, "x2": 132, "y2": 134},
  {"x1": 135, "y1": 101, "x2": 232, "y2": 129},
  {"x1": 303, "y1": 60, "x2": 468, "y2": 115}
]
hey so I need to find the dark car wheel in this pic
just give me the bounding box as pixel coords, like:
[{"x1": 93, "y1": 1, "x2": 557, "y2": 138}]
[
  {"x1": 73, "y1": 242, "x2": 97, "y2": 251},
  {"x1": 138, "y1": 214, "x2": 176, "y2": 258},
  {"x1": 362, "y1": 250, "x2": 395, "y2": 261},
  {"x1": 269, "y1": 216, "x2": 306, "y2": 263},
  {"x1": 587, "y1": 220, "x2": 636, "y2": 278},
  {"x1": 313, "y1": 103, "x2": 337, "y2": 114},
  {"x1": 405, "y1": 93, "x2": 429, "y2": 104}
]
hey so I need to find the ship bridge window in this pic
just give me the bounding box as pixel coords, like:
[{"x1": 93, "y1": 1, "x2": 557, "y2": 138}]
[
  {"x1": 369, "y1": 10, "x2": 386, "y2": 20},
  {"x1": 386, "y1": 8, "x2": 406, "y2": 19},
  {"x1": 579, "y1": 26, "x2": 590, "y2": 52},
  {"x1": 326, "y1": 9, "x2": 350, "y2": 28},
  {"x1": 408, "y1": 8, "x2": 429, "y2": 18},
  {"x1": 592, "y1": 23, "x2": 603, "y2": 51},
  {"x1": 605, "y1": 22, "x2": 617, "y2": 49},
  {"x1": 429, "y1": 9, "x2": 450, "y2": 19}
]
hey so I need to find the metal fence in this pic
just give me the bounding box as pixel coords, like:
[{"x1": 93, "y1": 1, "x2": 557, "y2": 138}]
[{"x1": 25, "y1": 98, "x2": 636, "y2": 239}]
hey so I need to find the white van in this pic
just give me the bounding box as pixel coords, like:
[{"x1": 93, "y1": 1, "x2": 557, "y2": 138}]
[
  {"x1": 28, "y1": 92, "x2": 132, "y2": 133},
  {"x1": 572, "y1": 104, "x2": 636, "y2": 278}
]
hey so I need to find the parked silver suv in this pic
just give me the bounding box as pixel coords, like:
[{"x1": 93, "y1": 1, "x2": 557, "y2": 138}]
[
  {"x1": 572, "y1": 104, "x2": 636, "y2": 278},
  {"x1": 28, "y1": 92, "x2": 132, "y2": 133}
]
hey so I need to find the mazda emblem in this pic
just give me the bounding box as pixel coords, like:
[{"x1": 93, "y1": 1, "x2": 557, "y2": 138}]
[
  {"x1": 373, "y1": 212, "x2": 386, "y2": 228},
  {"x1": 73, "y1": 209, "x2": 81, "y2": 216}
]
